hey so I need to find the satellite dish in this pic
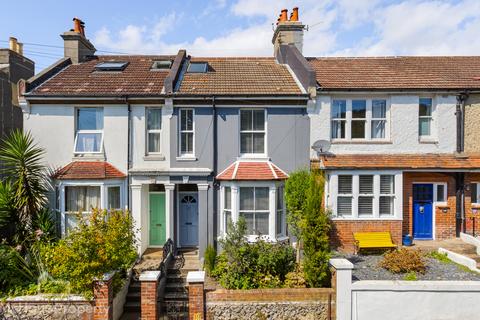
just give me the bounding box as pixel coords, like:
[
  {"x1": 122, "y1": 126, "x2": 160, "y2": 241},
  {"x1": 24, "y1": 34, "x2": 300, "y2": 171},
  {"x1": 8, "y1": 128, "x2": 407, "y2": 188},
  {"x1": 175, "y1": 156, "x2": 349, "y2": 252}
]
[{"x1": 311, "y1": 140, "x2": 331, "y2": 154}]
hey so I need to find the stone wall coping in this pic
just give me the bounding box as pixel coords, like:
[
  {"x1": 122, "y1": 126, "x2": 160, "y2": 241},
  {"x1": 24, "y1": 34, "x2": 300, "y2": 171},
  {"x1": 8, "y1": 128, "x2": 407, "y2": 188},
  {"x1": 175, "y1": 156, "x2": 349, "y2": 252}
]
[
  {"x1": 329, "y1": 258, "x2": 354, "y2": 270},
  {"x1": 206, "y1": 288, "x2": 334, "y2": 303},
  {"x1": 352, "y1": 280, "x2": 480, "y2": 292},
  {"x1": 6, "y1": 294, "x2": 90, "y2": 303},
  {"x1": 187, "y1": 271, "x2": 205, "y2": 283},
  {"x1": 139, "y1": 270, "x2": 161, "y2": 282}
]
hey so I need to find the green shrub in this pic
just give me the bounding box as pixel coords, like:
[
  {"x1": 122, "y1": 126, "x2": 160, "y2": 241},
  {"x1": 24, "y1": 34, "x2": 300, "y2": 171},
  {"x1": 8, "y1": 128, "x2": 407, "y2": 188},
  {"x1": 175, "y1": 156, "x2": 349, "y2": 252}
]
[
  {"x1": 212, "y1": 218, "x2": 295, "y2": 289},
  {"x1": 284, "y1": 264, "x2": 307, "y2": 288},
  {"x1": 404, "y1": 271, "x2": 418, "y2": 281},
  {"x1": 379, "y1": 249, "x2": 426, "y2": 274},
  {"x1": 0, "y1": 245, "x2": 34, "y2": 293},
  {"x1": 40, "y1": 209, "x2": 137, "y2": 298},
  {"x1": 428, "y1": 251, "x2": 451, "y2": 264},
  {"x1": 204, "y1": 245, "x2": 216, "y2": 276}
]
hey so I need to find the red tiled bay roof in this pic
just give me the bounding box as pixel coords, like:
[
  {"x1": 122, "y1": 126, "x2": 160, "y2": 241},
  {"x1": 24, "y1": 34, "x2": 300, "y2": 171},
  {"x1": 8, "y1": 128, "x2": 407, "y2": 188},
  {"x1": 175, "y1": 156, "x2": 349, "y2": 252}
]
[
  {"x1": 313, "y1": 154, "x2": 480, "y2": 170},
  {"x1": 217, "y1": 160, "x2": 288, "y2": 180},
  {"x1": 54, "y1": 161, "x2": 126, "y2": 180},
  {"x1": 308, "y1": 56, "x2": 480, "y2": 90}
]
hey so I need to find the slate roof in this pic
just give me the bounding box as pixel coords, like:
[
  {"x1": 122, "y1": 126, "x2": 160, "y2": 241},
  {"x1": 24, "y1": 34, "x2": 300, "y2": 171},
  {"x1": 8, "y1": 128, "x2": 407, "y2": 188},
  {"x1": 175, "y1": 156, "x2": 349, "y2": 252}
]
[
  {"x1": 54, "y1": 161, "x2": 126, "y2": 180},
  {"x1": 177, "y1": 57, "x2": 303, "y2": 95},
  {"x1": 30, "y1": 55, "x2": 174, "y2": 96},
  {"x1": 308, "y1": 56, "x2": 480, "y2": 90},
  {"x1": 313, "y1": 154, "x2": 480, "y2": 170},
  {"x1": 216, "y1": 160, "x2": 289, "y2": 180}
]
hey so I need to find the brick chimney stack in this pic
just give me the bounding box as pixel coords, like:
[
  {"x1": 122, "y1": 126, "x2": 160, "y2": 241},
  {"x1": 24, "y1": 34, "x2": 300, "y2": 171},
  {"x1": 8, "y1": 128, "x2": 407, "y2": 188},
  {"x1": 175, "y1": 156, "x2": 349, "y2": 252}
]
[
  {"x1": 61, "y1": 17, "x2": 96, "y2": 64},
  {"x1": 272, "y1": 7, "x2": 305, "y2": 58}
]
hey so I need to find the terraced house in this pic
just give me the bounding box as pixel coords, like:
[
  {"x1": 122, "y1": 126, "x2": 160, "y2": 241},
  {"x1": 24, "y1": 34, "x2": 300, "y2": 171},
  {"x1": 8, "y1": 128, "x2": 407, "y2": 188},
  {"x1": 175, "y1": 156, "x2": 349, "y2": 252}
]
[
  {"x1": 19, "y1": 17, "x2": 310, "y2": 256},
  {"x1": 17, "y1": 9, "x2": 480, "y2": 256}
]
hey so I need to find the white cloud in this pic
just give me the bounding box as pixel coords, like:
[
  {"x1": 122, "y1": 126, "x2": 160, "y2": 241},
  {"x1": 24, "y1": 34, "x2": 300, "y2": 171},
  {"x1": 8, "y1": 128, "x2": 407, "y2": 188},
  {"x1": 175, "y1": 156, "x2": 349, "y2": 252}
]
[{"x1": 93, "y1": 0, "x2": 480, "y2": 57}]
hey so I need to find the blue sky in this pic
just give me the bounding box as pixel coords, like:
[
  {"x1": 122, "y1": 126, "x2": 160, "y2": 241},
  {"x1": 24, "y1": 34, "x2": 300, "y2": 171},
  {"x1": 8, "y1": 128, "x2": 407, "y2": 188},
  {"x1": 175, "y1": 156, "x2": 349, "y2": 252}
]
[{"x1": 1, "y1": 0, "x2": 480, "y2": 72}]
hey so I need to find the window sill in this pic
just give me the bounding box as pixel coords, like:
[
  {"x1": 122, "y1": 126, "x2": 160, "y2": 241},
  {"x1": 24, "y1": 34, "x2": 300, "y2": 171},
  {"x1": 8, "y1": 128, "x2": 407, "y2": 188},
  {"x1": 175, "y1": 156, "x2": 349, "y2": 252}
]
[
  {"x1": 331, "y1": 140, "x2": 392, "y2": 145},
  {"x1": 143, "y1": 155, "x2": 165, "y2": 161},
  {"x1": 471, "y1": 203, "x2": 480, "y2": 209},
  {"x1": 72, "y1": 153, "x2": 105, "y2": 161},
  {"x1": 435, "y1": 203, "x2": 449, "y2": 208},
  {"x1": 238, "y1": 154, "x2": 269, "y2": 160},
  {"x1": 419, "y1": 138, "x2": 438, "y2": 144},
  {"x1": 176, "y1": 156, "x2": 197, "y2": 162},
  {"x1": 331, "y1": 216, "x2": 402, "y2": 221}
]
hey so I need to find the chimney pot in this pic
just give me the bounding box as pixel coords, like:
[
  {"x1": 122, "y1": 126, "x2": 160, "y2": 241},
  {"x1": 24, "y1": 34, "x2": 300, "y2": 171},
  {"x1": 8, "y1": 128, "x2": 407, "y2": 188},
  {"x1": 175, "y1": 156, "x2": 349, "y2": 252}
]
[
  {"x1": 73, "y1": 17, "x2": 85, "y2": 36},
  {"x1": 280, "y1": 9, "x2": 288, "y2": 22},
  {"x1": 9, "y1": 37, "x2": 18, "y2": 52},
  {"x1": 291, "y1": 7, "x2": 299, "y2": 21}
]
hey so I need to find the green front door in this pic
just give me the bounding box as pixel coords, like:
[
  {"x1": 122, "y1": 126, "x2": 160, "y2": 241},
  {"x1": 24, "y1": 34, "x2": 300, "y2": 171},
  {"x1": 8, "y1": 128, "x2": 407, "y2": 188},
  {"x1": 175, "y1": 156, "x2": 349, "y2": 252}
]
[{"x1": 149, "y1": 193, "x2": 166, "y2": 246}]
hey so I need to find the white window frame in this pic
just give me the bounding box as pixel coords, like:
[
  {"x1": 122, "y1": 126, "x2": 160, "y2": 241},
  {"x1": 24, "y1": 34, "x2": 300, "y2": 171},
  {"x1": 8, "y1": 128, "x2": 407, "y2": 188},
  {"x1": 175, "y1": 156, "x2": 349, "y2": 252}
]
[
  {"x1": 239, "y1": 108, "x2": 267, "y2": 157},
  {"x1": 330, "y1": 97, "x2": 390, "y2": 141},
  {"x1": 178, "y1": 108, "x2": 195, "y2": 157},
  {"x1": 434, "y1": 182, "x2": 448, "y2": 206},
  {"x1": 106, "y1": 185, "x2": 122, "y2": 210},
  {"x1": 146, "y1": 107, "x2": 162, "y2": 155},
  {"x1": 327, "y1": 170, "x2": 403, "y2": 220},
  {"x1": 471, "y1": 182, "x2": 480, "y2": 205},
  {"x1": 239, "y1": 186, "x2": 270, "y2": 237},
  {"x1": 358, "y1": 175, "x2": 374, "y2": 217},
  {"x1": 418, "y1": 97, "x2": 434, "y2": 139},
  {"x1": 219, "y1": 181, "x2": 284, "y2": 242},
  {"x1": 73, "y1": 107, "x2": 104, "y2": 154}
]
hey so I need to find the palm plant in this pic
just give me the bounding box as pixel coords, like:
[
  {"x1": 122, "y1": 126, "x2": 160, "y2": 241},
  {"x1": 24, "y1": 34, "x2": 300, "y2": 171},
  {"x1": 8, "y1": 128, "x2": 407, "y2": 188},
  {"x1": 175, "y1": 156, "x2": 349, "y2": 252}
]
[{"x1": 0, "y1": 130, "x2": 50, "y2": 237}]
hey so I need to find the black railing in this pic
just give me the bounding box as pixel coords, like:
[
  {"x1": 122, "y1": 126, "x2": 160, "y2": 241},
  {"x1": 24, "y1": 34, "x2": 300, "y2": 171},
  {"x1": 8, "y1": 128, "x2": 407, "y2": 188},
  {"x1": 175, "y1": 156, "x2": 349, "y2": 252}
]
[{"x1": 160, "y1": 238, "x2": 175, "y2": 275}]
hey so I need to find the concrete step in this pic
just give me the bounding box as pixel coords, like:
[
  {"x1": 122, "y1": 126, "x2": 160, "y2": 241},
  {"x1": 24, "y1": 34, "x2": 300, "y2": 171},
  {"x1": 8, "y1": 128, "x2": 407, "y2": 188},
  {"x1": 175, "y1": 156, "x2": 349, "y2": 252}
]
[
  {"x1": 119, "y1": 311, "x2": 140, "y2": 320},
  {"x1": 165, "y1": 282, "x2": 188, "y2": 293},
  {"x1": 126, "y1": 292, "x2": 140, "y2": 302},
  {"x1": 160, "y1": 312, "x2": 189, "y2": 319},
  {"x1": 123, "y1": 301, "x2": 141, "y2": 312},
  {"x1": 164, "y1": 292, "x2": 188, "y2": 301}
]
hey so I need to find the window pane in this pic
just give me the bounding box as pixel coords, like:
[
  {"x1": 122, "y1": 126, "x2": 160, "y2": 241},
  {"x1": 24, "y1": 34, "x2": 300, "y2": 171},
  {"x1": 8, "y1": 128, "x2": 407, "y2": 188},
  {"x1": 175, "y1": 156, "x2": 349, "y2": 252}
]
[
  {"x1": 148, "y1": 132, "x2": 161, "y2": 153},
  {"x1": 351, "y1": 120, "x2": 365, "y2": 139},
  {"x1": 240, "y1": 187, "x2": 254, "y2": 210},
  {"x1": 255, "y1": 213, "x2": 269, "y2": 235},
  {"x1": 240, "y1": 133, "x2": 252, "y2": 154},
  {"x1": 352, "y1": 100, "x2": 366, "y2": 118},
  {"x1": 255, "y1": 187, "x2": 269, "y2": 211},
  {"x1": 358, "y1": 196, "x2": 373, "y2": 216},
  {"x1": 276, "y1": 210, "x2": 283, "y2": 235},
  {"x1": 380, "y1": 175, "x2": 395, "y2": 194},
  {"x1": 75, "y1": 132, "x2": 102, "y2": 152},
  {"x1": 436, "y1": 184, "x2": 445, "y2": 202},
  {"x1": 181, "y1": 109, "x2": 193, "y2": 131},
  {"x1": 77, "y1": 108, "x2": 103, "y2": 130},
  {"x1": 181, "y1": 132, "x2": 193, "y2": 154},
  {"x1": 240, "y1": 212, "x2": 254, "y2": 234},
  {"x1": 332, "y1": 120, "x2": 345, "y2": 139},
  {"x1": 240, "y1": 110, "x2": 252, "y2": 131},
  {"x1": 108, "y1": 186, "x2": 121, "y2": 209},
  {"x1": 252, "y1": 133, "x2": 265, "y2": 153},
  {"x1": 471, "y1": 183, "x2": 478, "y2": 204},
  {"x1": 332, "y1": 100, "x2": 346, "y2": 118},
  {"x1": 253, "y1": 110, "x2": 265, "y2": 130},
  {"x1": 224, "y1": 211, "x2": 232, "y2": 231},
  {"x1": 65, "y1": 186, "x2": 100, "y2": 212},
  {"x1": 338, "y1": 175, "x2": 352, "y2": 194},
  {"x1": 380, "y1": 196, "x2": 394, "y2": 216},
  {"x1": 419, "y1": 98, "x2": 432, "y2": 116},
  {"x1": 147, "y1": 108, "x2": 161, "y2": 130},
  {"x1": 359, "y1": 175, "x2": 373, "y2": 194},
  {"x1": 337, "y1": 197, "x2": 352, "y2": 216},
  {"x1": 372, "y1": 100, "x2": 386, "y2": 118},
  {"x1": 372, "y1": 120, "x2": 385, "y2": 139},
  {"x1": 65, "y1": 213, "x2": 79, "y2": 231},
  {"x1": 224, "y1": 187, "x2": 231, "y2": 209},
  {"x1": 419, "y1": 118, "x2": 431, "y2": 136},
  {"x1": 277, "y1": 187, "x2": 284, "y2": 209}
]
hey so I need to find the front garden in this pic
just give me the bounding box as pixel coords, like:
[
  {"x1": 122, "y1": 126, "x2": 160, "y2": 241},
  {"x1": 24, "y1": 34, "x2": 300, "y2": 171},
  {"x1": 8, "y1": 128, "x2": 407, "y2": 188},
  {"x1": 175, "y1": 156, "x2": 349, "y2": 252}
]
[{"x1": 0, "y1": 131, "x2": 138, "y2": 299}]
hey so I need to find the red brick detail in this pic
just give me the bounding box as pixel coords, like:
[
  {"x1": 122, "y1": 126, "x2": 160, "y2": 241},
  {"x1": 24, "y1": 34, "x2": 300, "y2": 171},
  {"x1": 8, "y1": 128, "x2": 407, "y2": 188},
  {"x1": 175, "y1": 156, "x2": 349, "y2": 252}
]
[
  {"x1": 55, "y1": 161, "x2": 126, "y2": 180},
  {"x1": 464, "y1": 173, "x2": 480, "y2": 235},
  {"x1": 403, "y1": 172, "x2": 457, "y2": 240},
  {"x1": 141, "y1": 281, "x2": 158, "y2": 320},
  {"x1": 330, "y1": 220, "x2": 402, "y2": 253},
  {"x1": 93, "y1": 278, "x2": 113, "y2": 320},
  {"x1": 216, "y1": 161, "x2": 288, "y2": 181},
  {"x1": 189, "y1": 283, "x2": 205, "y2": 320}
]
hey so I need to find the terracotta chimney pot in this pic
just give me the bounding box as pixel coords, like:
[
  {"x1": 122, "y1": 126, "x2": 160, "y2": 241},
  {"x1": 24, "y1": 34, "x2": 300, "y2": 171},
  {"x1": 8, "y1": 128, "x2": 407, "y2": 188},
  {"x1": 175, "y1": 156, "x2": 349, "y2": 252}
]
[
  {"x1": 291, "y1": 7, "x2": 299, "y2": 21},
  {"x1": 73, "y1": 17, "x2": 85, "y2": 36},
  {"x1": 9, "y1": 37, "x2": 18, "y2": 52},
  {"x1": 280, "y1": 9, "x2": 288, "y2": 22}
]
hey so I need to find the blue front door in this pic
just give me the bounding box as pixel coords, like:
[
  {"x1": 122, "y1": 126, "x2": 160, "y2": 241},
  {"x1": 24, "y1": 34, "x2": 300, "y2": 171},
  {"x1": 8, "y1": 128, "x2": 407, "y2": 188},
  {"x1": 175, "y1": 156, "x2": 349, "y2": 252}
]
[{"x1": 413, "y1": 184, "x2": 433, "y2": 239}]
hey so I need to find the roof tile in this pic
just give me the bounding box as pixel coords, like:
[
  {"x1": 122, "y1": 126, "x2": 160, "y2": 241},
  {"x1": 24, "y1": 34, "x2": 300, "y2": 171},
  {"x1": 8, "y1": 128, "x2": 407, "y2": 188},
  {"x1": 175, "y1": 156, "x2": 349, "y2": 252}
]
[{"x1": 55, "y1": 161, "x2": 126, "y2": 180}]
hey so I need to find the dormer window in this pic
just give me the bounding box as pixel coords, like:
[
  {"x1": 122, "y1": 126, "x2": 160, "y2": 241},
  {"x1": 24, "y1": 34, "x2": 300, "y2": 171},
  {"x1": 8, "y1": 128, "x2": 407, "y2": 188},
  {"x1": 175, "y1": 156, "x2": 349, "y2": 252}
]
[
  {"x1": 74, "y1": 108, "x2": 103, "y2": 154},
  {"x1": 95, "y1": 62, "x2": 128, "y2": 71},
  {"x1": 151, "y1": 60, "x2": 172, "y2": 70},
  {"x1": 187, "y1": 62, "x2": 208, "y2": 73}
]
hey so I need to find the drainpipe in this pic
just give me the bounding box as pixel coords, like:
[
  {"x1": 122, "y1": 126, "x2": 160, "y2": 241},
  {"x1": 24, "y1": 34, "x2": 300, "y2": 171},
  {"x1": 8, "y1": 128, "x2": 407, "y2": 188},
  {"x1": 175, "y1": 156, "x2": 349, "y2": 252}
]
[
  {"x1": 125, "y1": 96, "x2": 132, "y2": 209},
  {"x1": 455, "y1": 92, "x2": 468, "y2": 236},
  {"x1": 212, "y1": 96, "x2": 218, "y2": 249}
]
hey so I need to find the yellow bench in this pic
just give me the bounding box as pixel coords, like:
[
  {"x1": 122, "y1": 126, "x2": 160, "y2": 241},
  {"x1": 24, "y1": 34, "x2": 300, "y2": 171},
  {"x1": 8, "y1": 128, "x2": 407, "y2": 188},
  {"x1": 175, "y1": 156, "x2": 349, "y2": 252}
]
[{"x1": 353, "y1": 232, "x2": 397, "y2": 254}]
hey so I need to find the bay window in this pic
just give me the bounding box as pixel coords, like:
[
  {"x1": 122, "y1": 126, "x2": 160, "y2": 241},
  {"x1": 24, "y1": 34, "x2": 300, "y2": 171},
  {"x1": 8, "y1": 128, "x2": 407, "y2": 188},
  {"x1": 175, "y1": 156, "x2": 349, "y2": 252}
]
[
  {"x1": 224, "y1": 186, "x2": 232, "y2": 232},
  {"x1": 240, "y1": 187, "x2": 269, "y2": 235},
  {"x1": 276, "y1": 186, "x2": 285, "y2": 236},
  {"x1": 74, "y1": 108, "x2": 103, "y2": 153},
  {"x1": 331, "y1": 98, "x2": 388, "y2": 141},
  {"x1": 179, "y1": 108, "x2": 194, "y2": 156},
  {"x1": 146, "y1": 108, "x2": 162, "y2": 154},
  {"x1": 240, "y1": 109, "x2": 266, "y2": 155},
  {"x1": 65, "y1": 185, "x2": 101, "y2": 230},
  {"x1": 332, "y1": 173, "x2": 399, "y2": 219},
  {"x1": 107, "y1": 186, "x2": 121, "y2": 210}
]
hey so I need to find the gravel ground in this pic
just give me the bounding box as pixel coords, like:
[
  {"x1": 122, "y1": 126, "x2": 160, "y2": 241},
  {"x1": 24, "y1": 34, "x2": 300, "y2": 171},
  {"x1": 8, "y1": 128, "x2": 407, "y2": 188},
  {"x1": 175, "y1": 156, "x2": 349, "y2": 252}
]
[{"x1": 335, "y1": 253, "x2": 480, "y2": 281}]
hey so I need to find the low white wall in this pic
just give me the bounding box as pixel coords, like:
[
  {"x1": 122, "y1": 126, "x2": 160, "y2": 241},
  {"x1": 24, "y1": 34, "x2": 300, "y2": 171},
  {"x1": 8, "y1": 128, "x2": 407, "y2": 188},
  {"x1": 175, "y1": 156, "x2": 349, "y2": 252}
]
[
  {"x1": 460, "y1": 232, "x2": 480, "y2": 255},
  {"x1": 112, "y1": 269, "x2": 132, "y2": 320},
  {"x1": 351, "y1": 280, "x2": 480, "y2": 320}
]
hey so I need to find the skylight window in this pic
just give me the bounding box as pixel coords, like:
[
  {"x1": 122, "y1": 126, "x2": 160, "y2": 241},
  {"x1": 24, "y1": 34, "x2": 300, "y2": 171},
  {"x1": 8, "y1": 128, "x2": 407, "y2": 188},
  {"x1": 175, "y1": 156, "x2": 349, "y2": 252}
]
[
  {"x1": 151, "y1": 60, "x2": 172, "y2": 70},
  {"x1": 187, "y1": 62, "x2": 208, "y2": 73},
  {"x1": 95, "y1": 62, "x2": 128, "y2": 71}
]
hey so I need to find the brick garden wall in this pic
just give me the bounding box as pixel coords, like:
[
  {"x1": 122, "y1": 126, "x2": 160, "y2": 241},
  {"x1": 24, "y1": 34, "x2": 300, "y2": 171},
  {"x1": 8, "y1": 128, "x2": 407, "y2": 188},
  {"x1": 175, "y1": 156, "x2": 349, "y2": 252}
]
[
  {"x1": 206, "y1": 288, "x2": 334, "y2": 320},
  {"x1": 330, "y1": 220, "x2": 402, "y2": 253}
]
